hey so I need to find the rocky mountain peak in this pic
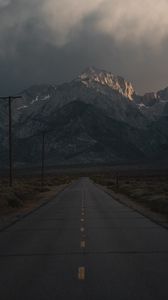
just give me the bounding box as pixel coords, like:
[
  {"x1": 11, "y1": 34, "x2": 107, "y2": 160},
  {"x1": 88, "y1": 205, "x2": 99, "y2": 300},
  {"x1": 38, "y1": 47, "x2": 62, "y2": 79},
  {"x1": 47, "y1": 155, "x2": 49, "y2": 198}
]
[
  {"x1": 157, "y1": 86, "x2": 168, "y2": 101},
  {"x1": 78, "y1": 66, "x2": 135, "y2": 100},
  {"x1": 141, "y1": 92, "x2": 158, "y2": 106}
]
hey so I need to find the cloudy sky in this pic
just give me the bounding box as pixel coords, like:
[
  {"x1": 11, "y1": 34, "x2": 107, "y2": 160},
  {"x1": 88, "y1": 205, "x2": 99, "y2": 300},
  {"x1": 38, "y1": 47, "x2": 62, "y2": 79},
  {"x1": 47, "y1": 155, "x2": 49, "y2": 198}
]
[{"x1": 0, "y1": 0, "x2": 168, "y2": 95}]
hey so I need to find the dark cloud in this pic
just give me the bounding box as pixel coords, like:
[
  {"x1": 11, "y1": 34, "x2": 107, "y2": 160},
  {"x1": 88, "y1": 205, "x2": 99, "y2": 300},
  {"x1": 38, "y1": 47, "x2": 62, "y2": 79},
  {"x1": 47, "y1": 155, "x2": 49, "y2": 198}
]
[{"x1": 0, "y1": 0, "x2": 168, "y2": 95}]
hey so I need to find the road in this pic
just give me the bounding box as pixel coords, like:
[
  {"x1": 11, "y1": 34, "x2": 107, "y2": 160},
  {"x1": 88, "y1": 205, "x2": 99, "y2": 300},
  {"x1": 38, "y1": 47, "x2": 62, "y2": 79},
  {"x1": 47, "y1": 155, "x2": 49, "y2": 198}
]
[{"x1": 0, "y1": 177, "x2": 168, "y2": 299}]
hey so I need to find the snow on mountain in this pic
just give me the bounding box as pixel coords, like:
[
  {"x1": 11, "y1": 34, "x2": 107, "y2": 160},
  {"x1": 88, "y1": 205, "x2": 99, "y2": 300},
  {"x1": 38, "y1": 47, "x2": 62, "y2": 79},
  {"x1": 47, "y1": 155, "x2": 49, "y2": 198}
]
[
  {"x1": 138, "y1": 87, "x2": 168, "y2": 120},
  {"x1": 11, "y1": 67, "x2": 145, "y2": 130},
  {"x1": 1, "y1": 66, "x2": 168, "y2": 166}
]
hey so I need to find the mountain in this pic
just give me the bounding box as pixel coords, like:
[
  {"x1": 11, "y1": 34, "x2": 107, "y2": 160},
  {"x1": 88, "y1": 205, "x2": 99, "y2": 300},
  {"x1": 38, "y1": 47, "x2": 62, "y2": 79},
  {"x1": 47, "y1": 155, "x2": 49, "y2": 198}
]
[
  {"x1": 135, "y1": 86, "x2": 168, "y2": 120},
  {"x1": 0, "y1": 66, "x2": 168, "y2": 167},
  {"x1": 77, "y1": 67, "x2": 135, "y2": 100}
]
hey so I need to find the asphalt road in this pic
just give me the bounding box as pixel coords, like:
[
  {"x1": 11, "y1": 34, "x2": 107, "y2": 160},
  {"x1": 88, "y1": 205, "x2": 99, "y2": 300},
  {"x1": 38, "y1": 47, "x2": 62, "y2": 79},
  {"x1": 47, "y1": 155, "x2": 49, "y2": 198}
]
[{"x1": 0, "y1": 177, "x2": 168, "y2": 299}]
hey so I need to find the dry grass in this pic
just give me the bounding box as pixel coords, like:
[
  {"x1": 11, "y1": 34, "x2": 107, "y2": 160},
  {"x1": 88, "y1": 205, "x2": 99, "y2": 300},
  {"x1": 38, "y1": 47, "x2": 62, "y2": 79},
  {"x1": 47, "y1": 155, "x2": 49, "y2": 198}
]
[
  {"x1": 0, "y1": 175, "x2": 72, "y2": 216},
  {"x1": 91, "y1": 174, "x2": 168, "y2": 216}
]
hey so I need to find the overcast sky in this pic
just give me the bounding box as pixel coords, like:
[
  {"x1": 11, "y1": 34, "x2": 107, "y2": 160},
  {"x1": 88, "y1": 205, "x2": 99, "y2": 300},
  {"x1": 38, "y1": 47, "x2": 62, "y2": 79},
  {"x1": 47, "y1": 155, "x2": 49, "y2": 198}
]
[{"x1": 0, "y1": 0, "x2": 168, "y2": 95}]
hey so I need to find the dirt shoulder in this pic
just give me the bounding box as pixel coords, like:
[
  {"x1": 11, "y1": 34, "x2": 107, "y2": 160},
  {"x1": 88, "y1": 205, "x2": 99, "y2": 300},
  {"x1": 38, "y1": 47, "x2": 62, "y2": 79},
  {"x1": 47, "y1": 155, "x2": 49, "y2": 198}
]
[
  {"x1": 0, "y1": 174, "x2": 74, "y2": 231},
  {"x1": 91, "y1": 174, "x2": 168, "y2": 229},
  {"x1": 97, "y1": 184, "x2": 168, "y2": 229},
  {"x1": 0, "y1": 184, "x2": 69, "y2": 231}
]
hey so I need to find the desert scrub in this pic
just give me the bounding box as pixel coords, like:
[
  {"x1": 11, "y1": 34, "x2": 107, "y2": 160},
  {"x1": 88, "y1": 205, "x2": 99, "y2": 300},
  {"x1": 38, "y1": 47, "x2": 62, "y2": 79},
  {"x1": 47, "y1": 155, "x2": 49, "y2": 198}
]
[
  {"x1": 92, "y1": 174, "x2": 168, "y2": 217},
  {"x1": 0, "y1": 174, "x2": 72, "y2": 214},
  {"x1": 0, "y1": 188, "x2": 23, "y2": 209}
]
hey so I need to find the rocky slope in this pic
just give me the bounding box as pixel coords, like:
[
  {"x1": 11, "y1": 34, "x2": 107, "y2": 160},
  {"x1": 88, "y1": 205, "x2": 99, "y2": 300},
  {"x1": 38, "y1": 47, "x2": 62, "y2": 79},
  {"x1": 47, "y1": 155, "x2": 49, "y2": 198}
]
[{"x1": 0, "y1": 67, "x2": 168, "y2": 166}]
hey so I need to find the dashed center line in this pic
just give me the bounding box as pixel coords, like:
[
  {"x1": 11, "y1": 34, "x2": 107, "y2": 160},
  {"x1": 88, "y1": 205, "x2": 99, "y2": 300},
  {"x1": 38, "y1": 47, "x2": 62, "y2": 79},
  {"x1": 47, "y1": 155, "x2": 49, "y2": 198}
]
[
  {"x1": 78, "y1": 267, "x2": 85, "y2": 280},
  {"x1": 80, "y1": 241, "x2": 86, "y2": 248},
  {"x1": 78, "y1": 202, "x2": 86, "y2": 280}
]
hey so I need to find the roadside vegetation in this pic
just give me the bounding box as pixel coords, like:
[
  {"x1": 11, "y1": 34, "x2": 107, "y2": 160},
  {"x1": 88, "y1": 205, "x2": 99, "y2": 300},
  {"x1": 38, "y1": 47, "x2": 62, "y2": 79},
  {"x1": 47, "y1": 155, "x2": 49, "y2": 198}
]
[
  {"x1": 0, "y1": 175, "x2": 72, "y2": 216},
  {"x1": 91, "y1": 173, "x2": 168, "y2": 217}
]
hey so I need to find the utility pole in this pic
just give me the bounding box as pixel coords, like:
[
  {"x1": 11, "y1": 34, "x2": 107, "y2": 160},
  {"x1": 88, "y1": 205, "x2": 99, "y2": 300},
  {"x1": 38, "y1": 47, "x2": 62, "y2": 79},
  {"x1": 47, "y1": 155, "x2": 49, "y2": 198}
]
[
  {"x1": 116, "y1": 172, "x2": 119, "y2": 189},
  {"x1": 41, "y1": 131, "x2": 45, "y2": 190},
  {"x1": 0, "y1": 96, "x2": 22, "y2": 187}
]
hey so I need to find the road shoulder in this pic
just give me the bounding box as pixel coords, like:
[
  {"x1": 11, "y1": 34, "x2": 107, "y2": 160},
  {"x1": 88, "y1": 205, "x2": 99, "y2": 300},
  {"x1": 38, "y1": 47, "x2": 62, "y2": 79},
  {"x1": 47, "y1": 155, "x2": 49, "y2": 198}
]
[
  {"x1": 96, "y1": 183, "x2": 168, "y2": 230},
  {"x1": 0, "y1": 184, "x2": 68, "y2": 232}
]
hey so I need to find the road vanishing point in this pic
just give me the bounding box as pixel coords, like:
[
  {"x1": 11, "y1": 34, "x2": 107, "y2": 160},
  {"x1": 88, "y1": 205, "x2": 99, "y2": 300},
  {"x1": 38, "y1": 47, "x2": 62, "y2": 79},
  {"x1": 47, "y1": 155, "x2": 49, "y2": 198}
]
[{"x1": 0, "y1": 178, "x2": 168, "y2": 299}]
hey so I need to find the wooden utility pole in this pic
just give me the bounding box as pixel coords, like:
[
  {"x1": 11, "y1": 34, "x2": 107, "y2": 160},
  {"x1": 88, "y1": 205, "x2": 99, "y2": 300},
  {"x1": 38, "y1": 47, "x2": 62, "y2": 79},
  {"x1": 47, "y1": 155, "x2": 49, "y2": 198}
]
[
  {"x1": 41, "y1": 131, "x2": 45, "y2": 190},
  {"x1": 116, "y1": 172, "x2": 119, "y2": 189},
  {"x1": 8, "y1": 97, "x2": 12, "y2": 187},
  {"x1": 0, "y1": 96, "x2": 22, "y2": 187}
]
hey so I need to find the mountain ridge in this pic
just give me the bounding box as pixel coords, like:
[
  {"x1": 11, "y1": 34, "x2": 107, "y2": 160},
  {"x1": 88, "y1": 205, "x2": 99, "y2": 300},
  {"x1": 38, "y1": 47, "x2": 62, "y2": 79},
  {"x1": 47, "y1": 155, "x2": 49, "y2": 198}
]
[{"x1": 0, "y1": 66, "x2": 168, "y2": 166}]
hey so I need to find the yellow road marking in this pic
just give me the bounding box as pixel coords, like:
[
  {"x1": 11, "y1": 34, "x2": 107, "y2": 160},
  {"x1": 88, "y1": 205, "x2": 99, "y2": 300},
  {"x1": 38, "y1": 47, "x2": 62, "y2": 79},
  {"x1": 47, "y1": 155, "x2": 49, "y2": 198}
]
[
  {"x1": 81, "y1": 218, "x2": 84, "y2": 222},
  {"x1": 80, "y1": 241, "x2": 86, "y2": 248},
  {"x1": 81, "y1": 212, "x2": 85, "y2": 216},
  {"x1": 80, "y1": 227, "x2": 85, "y2": 232},
  {"x1": 78, "y1": 267, "x2": 85, "y2": 280}
]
